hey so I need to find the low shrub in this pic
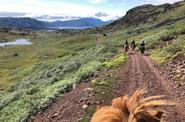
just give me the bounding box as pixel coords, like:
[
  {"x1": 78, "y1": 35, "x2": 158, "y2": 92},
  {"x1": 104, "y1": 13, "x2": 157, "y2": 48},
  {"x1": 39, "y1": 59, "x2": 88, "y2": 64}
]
[
  {"x1": 151, "y1": 36, "x2": 185, "y2": 63},
  {"x1": 0, "y1": 46, "x2": 112, "y2": 122},
  {"x1": 103, "y1": 53, "x2": 127, "y2": 68}
]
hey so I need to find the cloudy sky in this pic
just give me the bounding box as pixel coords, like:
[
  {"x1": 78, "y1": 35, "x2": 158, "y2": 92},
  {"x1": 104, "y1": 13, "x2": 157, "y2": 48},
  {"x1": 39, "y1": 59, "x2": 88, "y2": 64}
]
[{"x1": 0, "y1": 0, "x2": 182, "y2": 21}]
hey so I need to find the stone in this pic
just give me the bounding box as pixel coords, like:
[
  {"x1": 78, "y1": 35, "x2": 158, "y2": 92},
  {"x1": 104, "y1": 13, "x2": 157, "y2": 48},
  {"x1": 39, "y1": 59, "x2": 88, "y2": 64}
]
[
  {"x1": 181, "y1": 92, "x2": 185, "y2": 96},
  {"x1": 82, "y1": 104, "x2": 88, "y2": 109},
  {"x1": 176, "y1": 70, "x2": 181, "y2": 74},
  {"x1": 101, "y1": 100, "x2": 105, "y2": 103},
  {"x1": 77, "y1": 118, "x2": 83, "y2": 122},
  {"x1": 73, "y1": 84, "x2": 77, "y2": 90},
  {"x1": 78, "y1": 99, "x2": 84, "y2": 103},
  {"x1": 96, "y1": 101, "x2": 100, "y2": 104},
  {"x1": 101, "y1": 92, "x2": 105, "y2": 94},
  {"x1": 47, "y1": 115, "x2": 52, "y2": 119},
  {"x1": 176, "y1": 74, "x2": 181, "y2": 78},
  {"x1": 83, "y1": 88, "x2": 93, "y2": 92},
  {"x1": 52, "y1": 113, "x2": 59, "y2": 118}
]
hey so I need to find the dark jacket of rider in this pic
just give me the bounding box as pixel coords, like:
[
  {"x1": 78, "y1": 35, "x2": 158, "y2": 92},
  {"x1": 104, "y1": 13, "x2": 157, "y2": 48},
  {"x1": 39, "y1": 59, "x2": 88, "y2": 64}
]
[
  {"x1": 124, "y1": 40, "x2": 129, "y2": 47},
  {"x1": 131, "y1": 40, "x2": 136, "y2": 48},
  {"x1": 140, "y1": 41, "x2": 145, "y2": 50}
]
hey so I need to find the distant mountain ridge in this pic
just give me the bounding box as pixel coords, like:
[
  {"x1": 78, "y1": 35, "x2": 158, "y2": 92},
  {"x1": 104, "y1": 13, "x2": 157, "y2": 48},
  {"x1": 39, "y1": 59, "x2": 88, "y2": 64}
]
[
  {"x1": 0, "y1": 17, "x2": 112, "y2": 30},
  {"x1": 48, "y1": 18, "x2": 111, "y2": 28},
  {"x1": 0, "y1": 17, "x2": 47, "y2": 29}
]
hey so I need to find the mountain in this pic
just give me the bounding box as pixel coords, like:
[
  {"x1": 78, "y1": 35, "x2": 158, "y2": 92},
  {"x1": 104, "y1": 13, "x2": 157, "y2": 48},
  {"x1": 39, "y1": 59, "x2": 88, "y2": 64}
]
[
  {"x1": 48, "y1": 18, "x2": 111, "y2": 28},
  {"x1": 34, "y1": 15, "x2": 81, "y2": 22},
  {"x1": 0, "y1": 17, "x2": 111, "y2": 29},
  {"x1": 0, "y1": 17, "x2": 47, "y2": 29},
  {"x1": 106, "y1": 1, "x2": 185, "y2": 29}
]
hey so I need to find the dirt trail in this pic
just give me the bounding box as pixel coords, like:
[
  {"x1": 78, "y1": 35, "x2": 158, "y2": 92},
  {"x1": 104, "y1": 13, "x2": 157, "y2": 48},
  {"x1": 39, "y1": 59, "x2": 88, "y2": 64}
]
[
  {"x1": 114, "y1": 52, "x2": 185, "y2": 122},
  {"x1": 31, "y1": 51, "x2": 185, "y2": 122}
]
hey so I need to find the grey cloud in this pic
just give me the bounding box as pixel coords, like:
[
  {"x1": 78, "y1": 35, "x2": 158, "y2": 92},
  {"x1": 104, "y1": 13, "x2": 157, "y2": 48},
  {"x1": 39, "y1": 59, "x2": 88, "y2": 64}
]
[
  {"x1": 0, "y1": 12, "x2": 26, "y2": 17},
  {"x1": 95, "y1": 12, "x2": 109, "y2": 17}
]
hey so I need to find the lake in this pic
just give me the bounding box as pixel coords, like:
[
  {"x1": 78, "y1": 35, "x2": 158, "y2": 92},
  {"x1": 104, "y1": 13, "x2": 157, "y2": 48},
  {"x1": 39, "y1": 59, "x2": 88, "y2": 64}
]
[{"x1": 0, "y1": 39, "x2": 32, "y2": 47}]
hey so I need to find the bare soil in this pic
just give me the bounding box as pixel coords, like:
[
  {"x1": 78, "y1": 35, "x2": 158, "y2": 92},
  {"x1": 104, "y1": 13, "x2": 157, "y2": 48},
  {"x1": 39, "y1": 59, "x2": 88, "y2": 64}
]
[{"x1": 30, "y1": 51, "x2": 185, "y2": 122}]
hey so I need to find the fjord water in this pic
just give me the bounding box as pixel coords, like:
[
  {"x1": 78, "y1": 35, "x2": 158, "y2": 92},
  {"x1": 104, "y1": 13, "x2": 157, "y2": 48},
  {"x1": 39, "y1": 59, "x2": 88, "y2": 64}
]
[{"x1": 0, "y1": 39, "x2": 32, "y2": 47}]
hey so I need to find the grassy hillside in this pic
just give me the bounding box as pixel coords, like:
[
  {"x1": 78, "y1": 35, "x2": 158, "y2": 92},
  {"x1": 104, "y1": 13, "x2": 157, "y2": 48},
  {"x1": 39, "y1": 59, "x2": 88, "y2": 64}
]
[
  {"x1": 0, "y1": 29, "x2": 123, "y2": 121},
  {"x1": 106, "y1": 1, "x2": 185, "y2": 63},
  {"x1": 0, "y1": 1, "x2": 185, "y2": 122}
]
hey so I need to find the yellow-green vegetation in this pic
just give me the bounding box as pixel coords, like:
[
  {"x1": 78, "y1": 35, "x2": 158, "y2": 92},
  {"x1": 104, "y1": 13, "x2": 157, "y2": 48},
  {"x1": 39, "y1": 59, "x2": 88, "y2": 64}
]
[
  {"x1": 0, "y1": 29, "x2": 120, "y2": 122},
  {"x1": 80, "y1": 54, "x2": 127, "y2": 122},
  {"x1": 150, "y1": 34, "x2": 185, "y2": 63},
  {"x1": 92, "y1": 53, "x2": 127, "y2": 101},
  {"x1": 103, "y1": 53, "x2": 128, "y2": 68},
  {"x1": 0, "y1": 60, "x2": 103, "y2": 122},
  {"x1": 126, "y1": 12, "x2": 185, "y2": 64},
  {"x1": 80, "y1": 72, "x2": 116, "y2": 122},
  {"x1": 80, "y1": 107, "x2": 96, "y2": 122},
  {"x1": 0, "y1": 31, "x2": 95, "y2": 90},
  {"x1": 150, "y1": 49, "x2": 167, "y2": 63}
]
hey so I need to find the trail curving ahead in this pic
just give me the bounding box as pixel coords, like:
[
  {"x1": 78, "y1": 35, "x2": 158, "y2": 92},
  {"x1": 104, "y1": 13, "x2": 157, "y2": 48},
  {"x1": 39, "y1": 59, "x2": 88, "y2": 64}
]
[{"x1": 30, "y1": 51, "x2": 185, "y2": 122}]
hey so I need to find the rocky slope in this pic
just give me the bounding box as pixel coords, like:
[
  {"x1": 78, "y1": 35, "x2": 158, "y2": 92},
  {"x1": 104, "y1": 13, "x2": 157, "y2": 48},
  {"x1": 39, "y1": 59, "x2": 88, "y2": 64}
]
[
  {"x1": 107, "y1": 1, "x2": 185, "y2": 28},
  {"x1": 160, "y1": 54, "x2": 185, "y2": 85}
]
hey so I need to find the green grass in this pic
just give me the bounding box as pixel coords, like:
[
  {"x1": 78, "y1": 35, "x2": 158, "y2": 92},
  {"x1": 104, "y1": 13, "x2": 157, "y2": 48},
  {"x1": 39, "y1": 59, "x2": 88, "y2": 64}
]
[
  {"x1": 0, "y1": 59, "x2": 103, "y2": 122},
  {"x1": 145, "y1": 19, "x2": 185, "y2": 63},
  {"x1": 0, "y1": 31, "x2": 96, "y2": 90},
  {"x1": 103, "y1": 53, "x2": 128, "y2": 68},
  {"x1": 80, "y1": 106, "x2": 96, "y2": 122},
  {"x1": 0, "y1": 29, "x2": 121, "y2": 122}
]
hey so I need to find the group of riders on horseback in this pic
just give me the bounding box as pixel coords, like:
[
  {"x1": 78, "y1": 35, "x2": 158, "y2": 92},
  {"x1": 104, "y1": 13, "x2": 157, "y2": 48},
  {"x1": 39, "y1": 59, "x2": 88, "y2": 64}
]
[{"x1": 123, "y1": 40, "x2": 145, "y2": 55}]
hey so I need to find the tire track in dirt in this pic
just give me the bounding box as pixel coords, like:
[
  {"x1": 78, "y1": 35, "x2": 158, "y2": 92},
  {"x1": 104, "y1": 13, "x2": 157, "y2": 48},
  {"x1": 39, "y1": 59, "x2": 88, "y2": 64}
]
[
  {"x1": 115, "y1": 53, "x2": 138, "y2": 96},
  {"x1": 114, "y1": 51, "x2": 185, "y2": 122}
]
